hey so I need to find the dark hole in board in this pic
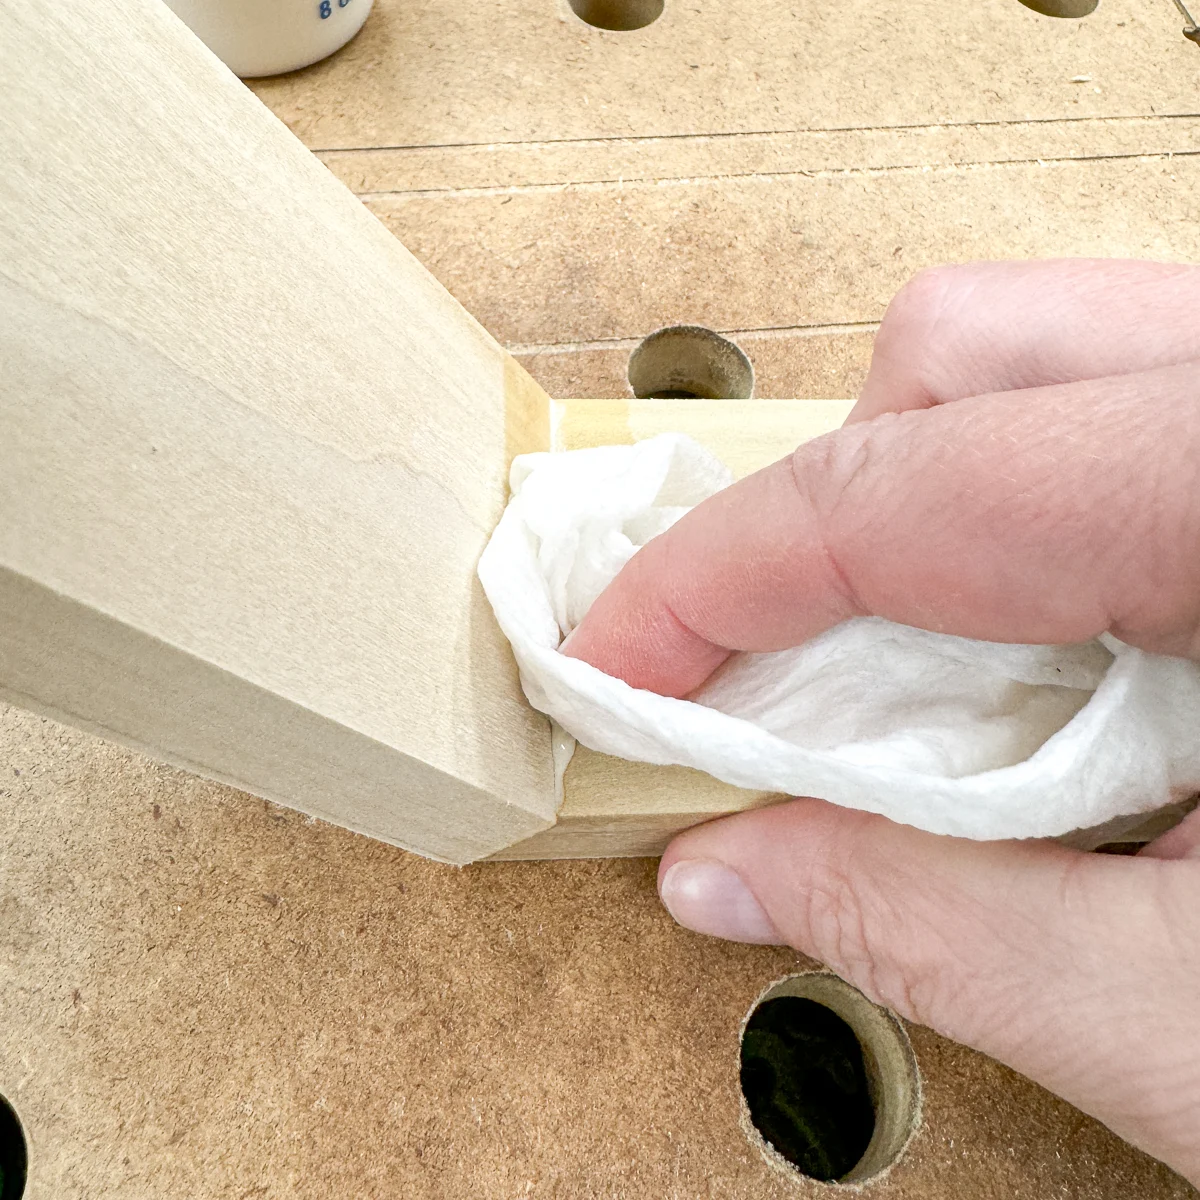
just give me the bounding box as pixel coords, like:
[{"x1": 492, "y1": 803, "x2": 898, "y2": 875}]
[
  {"x1": 567, "y1": 0, "x2": 664, "y2": 30},
  {"x1": 740, "y1": 996, "x2": 875, "y2": 1182},
  {"x1": 0, "y1": 1093, "x2": 27, "y2": 1200},
  {"x1": 626, "y1": 325, "x2": 754, "y2": 400}
]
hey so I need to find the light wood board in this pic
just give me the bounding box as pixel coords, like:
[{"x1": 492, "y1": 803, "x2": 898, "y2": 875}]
[{"x1": 0, "y1": 0, "x2": 556, "y2": 866}]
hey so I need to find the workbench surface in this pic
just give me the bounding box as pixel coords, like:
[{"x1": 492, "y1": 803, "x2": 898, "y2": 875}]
[{"x1": 3, "y1": 0, "x2": 1199, "y2": 1195}]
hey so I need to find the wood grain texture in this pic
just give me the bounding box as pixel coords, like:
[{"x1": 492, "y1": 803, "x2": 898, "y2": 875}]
[{"x1": 0, "y1": 0, "x2": 555, "y2": 864}]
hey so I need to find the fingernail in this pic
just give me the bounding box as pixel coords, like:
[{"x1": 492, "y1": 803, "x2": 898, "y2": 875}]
[{"x1": 659, "y1": 859, "x2": 781, "y2": 944}]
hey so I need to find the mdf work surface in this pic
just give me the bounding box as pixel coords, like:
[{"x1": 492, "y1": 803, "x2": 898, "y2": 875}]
[
  {"x1": 2, "y1": 0, "x2": 1199, "y2": 1196},
  {"x1": 1, "y1": 709, "x2": 1193, "y2": 1199}
]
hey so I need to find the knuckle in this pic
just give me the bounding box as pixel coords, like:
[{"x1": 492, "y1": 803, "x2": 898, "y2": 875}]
[
  {"x1": 800, "y1": 847, "x2": 924, "y2": 1022},
  {"x1": 790, "y1": 421, "x2": 892, "y2": 609},
  {"x1": 873, "y1": 264, "x2": 977, "y2": 405},
  {"x1": 790, "y1": 419, "x2": 880, "y2": 517},
  {"x1": 882, "y1": 265, "x2": 963, "y2": 336},
  {"x1": 804, "y1": 419, "x2": 882, "y2": 505},
  {"x1": 792, "y1": 819, "x2": 966, "y2": 1029},
  {"x1": 803, "y1": 857, "x2": 872, "y2": 970}
]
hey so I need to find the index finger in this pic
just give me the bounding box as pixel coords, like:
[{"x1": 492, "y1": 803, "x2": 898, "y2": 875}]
[{"x1": 562, "y1": 363, "x2": 1200, "y2": 696}]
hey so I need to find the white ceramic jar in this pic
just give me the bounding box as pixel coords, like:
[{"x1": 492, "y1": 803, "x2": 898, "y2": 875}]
[{"x1": 164, "y1": 0, "x2": 374, "y2": 78}]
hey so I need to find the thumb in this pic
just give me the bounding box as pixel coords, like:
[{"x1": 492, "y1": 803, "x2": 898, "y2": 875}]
[{"x1": 658, "y1": 799, "x2": 1200, "y2": 1181}]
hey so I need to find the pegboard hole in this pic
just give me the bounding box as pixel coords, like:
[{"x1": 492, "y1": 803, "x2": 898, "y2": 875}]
[
  {"x1": 627, "y1": 325, "x2": 754, "y2": 399},
  {"x1": 1016, "y1": 0, "x2": 1098, "y2": 16},
  {"x1": 0, "y1": 1093, "x2": 27, "y2": 1200},
  {"x1": 567, "y1": 0, "x2": 664, "y2": 30},
  {"x1": 740, "y1": 974, "x2": 920, "y2": 1185}
]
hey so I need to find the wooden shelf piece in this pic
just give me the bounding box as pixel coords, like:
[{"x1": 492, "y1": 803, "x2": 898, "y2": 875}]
[{"x1": 0, "y1": 0, "x2": 556, "y2": 865}]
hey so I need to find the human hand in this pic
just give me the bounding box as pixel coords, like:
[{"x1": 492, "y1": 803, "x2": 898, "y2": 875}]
[{"x1": 564, "y1": 259, "x2": 1200, "y2": 1181}]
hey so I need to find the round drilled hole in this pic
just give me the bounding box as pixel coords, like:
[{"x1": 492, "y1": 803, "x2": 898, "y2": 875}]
[
  {"x1": 0, "y1": 1093, "x2": 27, "y2": 1200},
  {"x1": 627, "y1": 325, "x2": 754, "y2": 399},
  {"x1": 1016, "y1": 0, "x2": 1098, "y2": 16},
  {"x1": 740, "y1": 973, "x2": 921, "y2": 1185},
  {"x1": 567, "y1": 0, "x2": 664, "y2": 30}
]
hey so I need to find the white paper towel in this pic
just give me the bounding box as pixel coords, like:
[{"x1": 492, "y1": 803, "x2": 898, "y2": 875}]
[{"x1": 478, "y1": 433, "x2": 1200, "y2": 839}]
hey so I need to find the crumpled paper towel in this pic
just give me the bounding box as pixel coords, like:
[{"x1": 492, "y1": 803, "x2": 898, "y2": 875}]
[{"x1": 478, "y1": 433, "x2": 1200, "y2": 839}]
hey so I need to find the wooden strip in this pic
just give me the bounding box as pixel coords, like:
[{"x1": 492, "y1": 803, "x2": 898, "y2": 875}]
[
  {"x1": 554, "y1": 397, "x2": 854, "y2": 472},
  {"x1": 0, "y1": 0, "x2": 556, "y2": 864}
]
